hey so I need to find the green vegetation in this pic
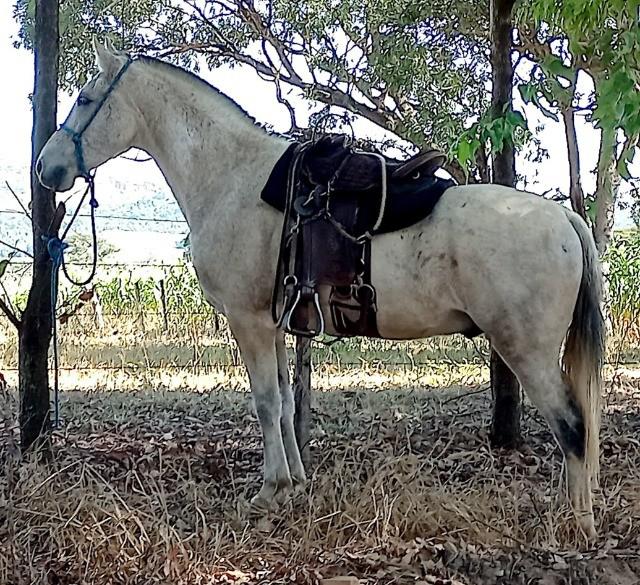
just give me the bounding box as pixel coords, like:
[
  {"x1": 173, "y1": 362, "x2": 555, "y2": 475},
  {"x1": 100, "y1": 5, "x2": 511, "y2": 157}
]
[{"x1": 1, "y1": 230, "x2": 638, "y2": 390}]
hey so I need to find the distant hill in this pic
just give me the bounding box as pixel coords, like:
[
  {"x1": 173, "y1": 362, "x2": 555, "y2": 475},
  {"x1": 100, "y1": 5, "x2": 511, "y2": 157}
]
[
  {"x1": 0, "y1": 159, "x2": 188, "y2": 262},
  {"x1": 1, "y1": 155, "x2": 636, "y2": 264}
]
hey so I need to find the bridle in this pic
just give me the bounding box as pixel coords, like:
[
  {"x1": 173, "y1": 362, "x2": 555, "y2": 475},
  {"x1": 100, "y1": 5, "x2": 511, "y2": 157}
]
[
  {"x1": 61, "y1": 56, "x2": 133, "y2": 179},
  {"x1": 51, "y1": 55, "x2": 134, "y2": 288}
]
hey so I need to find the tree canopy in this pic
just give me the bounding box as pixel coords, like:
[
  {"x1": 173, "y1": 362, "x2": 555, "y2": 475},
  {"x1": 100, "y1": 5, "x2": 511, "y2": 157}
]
[
  {"x1": 15, "y1": 0, "x2": 492, "y2": 181},
  {"x1": 13, "y1": 0, "x2": 640, "y2": 245},
  {"x1": 514, "y1": 0, "x2": 640, "y2": 248}
]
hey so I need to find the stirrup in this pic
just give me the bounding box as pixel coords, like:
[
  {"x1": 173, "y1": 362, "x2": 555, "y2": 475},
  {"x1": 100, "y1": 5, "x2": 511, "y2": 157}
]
[{"x1": 283, "y1": 289, "x2": 325, "y2": 338}]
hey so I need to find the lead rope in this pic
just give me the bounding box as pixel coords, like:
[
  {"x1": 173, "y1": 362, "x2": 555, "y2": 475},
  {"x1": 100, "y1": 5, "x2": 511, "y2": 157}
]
[
  {"x1": 61, "y1": 176, "x2": 99, "y2": 286},
  {"x1": 44, "y1": 174, "x2": 99, "y2": 428},
  {"x1": 43, "y1": 55, "x2": 131, "y2": 429},
  {"x1": 45, "y1": 236, "x2": 67, "y2": 429}
]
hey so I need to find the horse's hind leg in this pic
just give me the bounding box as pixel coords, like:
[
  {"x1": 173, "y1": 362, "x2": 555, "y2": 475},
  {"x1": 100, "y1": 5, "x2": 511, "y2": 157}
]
[
  {"x1": 275, "y1": 332, "x2": 306, "y2": 485},
  {"x1": 228, "y1": 313, "x2": 292, "y2": 509},
  {"x1": 493, "y1": 344, "x2": 596, "y2": 538}
]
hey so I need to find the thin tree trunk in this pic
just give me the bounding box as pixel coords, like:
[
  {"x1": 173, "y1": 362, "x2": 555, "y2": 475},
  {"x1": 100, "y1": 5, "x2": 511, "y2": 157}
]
[
  {"x1": 562, "y1": 105, "x2": 587, "y2": 220},
  {"x1": 19, "y1": 0, "x2": 59, "y2": 452},
  {"x1": 489, "y1": 0, "x2": 521, "y2": 449},
  {"x1": 490, "y1": 0, "x2": 516, "y2": 185},
  {"x1": 293, "y1": 336, "x2": 311, "y2": 468},
  {"x1": 593, "y1": 128, "x2": 618, "y2": 254},
  {"x1": 475, "y1": 143, "x2": 491, "y2": 183},
  {"x1": 490, "y1": 352, "x2": 520, "y2": 448}
]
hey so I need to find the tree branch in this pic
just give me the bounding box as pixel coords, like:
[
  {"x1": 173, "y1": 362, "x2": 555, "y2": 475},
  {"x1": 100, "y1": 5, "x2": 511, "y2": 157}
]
[
  {"x1": 561, "y1": 105, "x2": 586, "y2": 219},
  {"x1": 237, "y1": 0, "x2": 303, "y2": 85},
  {"x1": 593, "y1": 127, "x2": 617, "y2": 252},
  {"x1": 170, "y1": 0, "x2": 398, "y2": 132},
  {"x1": 514, "y1": 26, "x2": 553, "y2": 62},
  {"x1": 0, "y1": 294, "x2": 21, "y2": 329},
  {"x1": 0, "y1": 238, "x2": 32, "y2": 258},
  {"x1": 4, "y1": 181, "x2": 31, "y2": 220}
]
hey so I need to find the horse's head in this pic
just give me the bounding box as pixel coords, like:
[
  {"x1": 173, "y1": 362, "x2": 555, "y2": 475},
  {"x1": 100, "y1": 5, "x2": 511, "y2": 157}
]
[{"x1": 37, "y1": 39, "x2": 139, "y2": 191}]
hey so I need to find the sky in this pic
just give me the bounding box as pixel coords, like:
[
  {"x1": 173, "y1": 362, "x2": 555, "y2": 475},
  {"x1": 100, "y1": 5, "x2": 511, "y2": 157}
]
[{"x1": 0, "y1": 1, "x2": 634, "y2": 237}]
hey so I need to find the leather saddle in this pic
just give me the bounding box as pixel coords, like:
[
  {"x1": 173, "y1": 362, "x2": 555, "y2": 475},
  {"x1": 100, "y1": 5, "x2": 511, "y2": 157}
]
[
  {"x1": 301, "y1": 134, "x2": 446, "y2": 190},
  {"x1": 261, "y1": 135, "x2": 455, "y2": 338}
]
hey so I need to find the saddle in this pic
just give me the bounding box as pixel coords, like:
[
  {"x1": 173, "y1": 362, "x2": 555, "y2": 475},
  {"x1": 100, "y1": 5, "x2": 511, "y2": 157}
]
[{"x1": 261, "y1": 135, "x2": 455, "y2": 338}]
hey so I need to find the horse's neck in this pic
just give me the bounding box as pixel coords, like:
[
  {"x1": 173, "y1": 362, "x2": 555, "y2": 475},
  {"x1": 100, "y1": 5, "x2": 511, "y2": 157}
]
[{"x1": 132, "y1": 67, "x2": 287, "y2": 230}]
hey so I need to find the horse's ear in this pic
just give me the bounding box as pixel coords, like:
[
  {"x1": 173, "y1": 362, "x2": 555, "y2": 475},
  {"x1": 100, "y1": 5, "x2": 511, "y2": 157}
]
[
  {"x1": 92, "y1": 37, "x2": 126, "y2": 76},
  {"x1": 104, "y1": 37, "x2": 117, "y2": 53}
]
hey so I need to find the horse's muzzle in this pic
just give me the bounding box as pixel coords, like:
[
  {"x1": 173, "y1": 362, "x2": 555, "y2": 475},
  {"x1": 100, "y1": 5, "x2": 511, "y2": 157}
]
[{"x1": 36, "y1": 158, "x2": 70, "y2": 192}]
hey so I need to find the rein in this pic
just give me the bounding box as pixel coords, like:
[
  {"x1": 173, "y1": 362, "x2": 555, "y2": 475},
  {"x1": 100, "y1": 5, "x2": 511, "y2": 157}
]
[{"x1": 47, "y1": 56, "x2": 133, "y2": 427}]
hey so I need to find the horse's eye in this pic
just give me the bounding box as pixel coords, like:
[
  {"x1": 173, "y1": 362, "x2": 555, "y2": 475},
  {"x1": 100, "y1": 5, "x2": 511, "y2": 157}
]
[{"x1": 77, "y1": 95, "x2": 92, "y2": 106}]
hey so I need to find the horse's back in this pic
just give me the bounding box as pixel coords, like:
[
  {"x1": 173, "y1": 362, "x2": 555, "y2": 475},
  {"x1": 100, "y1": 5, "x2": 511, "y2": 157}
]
[
  {"x1": 371, "y1": 183, "x2": 584, "y2": 340},
  {"x1": 434, "y1": 183, "x2": 569, "y2": 229}
]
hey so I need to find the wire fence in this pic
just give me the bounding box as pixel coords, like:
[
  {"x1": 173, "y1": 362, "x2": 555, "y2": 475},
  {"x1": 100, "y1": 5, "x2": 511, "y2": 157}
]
[
  {"x1": 0, "y1": 248, "x2": 639, "y2": 392},
  {"x1": 0, "y1": 260, "x2": 500, "y2": 391},
  {"x1": 0, "y1": 208, "x2": 188, "y2": 223}
]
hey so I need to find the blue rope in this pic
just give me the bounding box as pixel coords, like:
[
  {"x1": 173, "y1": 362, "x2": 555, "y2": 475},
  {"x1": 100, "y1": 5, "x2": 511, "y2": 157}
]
[
  {"x1": 44, "y1": 235, "x2": 68, "y2": 429},
  {"x1": 42, "y1": 54, "x2": 129, "y2": 429},
  {"x1": 45, "y1": 177, "x2": 99, "y2": 428}
]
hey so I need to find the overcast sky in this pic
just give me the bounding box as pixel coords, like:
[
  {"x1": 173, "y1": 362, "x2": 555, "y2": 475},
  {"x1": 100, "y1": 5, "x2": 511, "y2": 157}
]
[{"x1": 0, "y1": 2, "x2": 634, "y2": 227}]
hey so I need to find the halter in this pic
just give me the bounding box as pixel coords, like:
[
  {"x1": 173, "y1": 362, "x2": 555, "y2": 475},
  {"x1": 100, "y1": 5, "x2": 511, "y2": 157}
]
[
  {"x1": 47, "y1": 56, "x2": 134, "y2": 429},
  {"x1": 61, "y1": 56, "x2": 133, "y2": 179}
]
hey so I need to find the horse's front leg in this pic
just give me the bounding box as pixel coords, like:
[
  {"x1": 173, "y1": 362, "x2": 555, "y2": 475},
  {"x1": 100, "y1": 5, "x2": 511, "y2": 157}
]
[
  {"x1": 275, "y1": 331, "x2": 306, "y2": 485},
  {"x1": 228, "y1": 312, "x2": 293, "y2": 509}
]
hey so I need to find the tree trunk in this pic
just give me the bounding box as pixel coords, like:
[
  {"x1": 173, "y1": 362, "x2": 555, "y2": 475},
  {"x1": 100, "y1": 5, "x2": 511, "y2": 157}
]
[
  {"x1": 593, "y1": 128, "x2": 618, "y2": 254},
  {"x1": 489, "y1": 0, "x2": 521, "y2": 449},
  {"x1": 19, "y1": 0, "x2": 59, "y2": 452},
  {"x1": 490, "y1": 350, "x2": 521, "y2": 448},
  {"x1": 562, "y1": 105, "x2": 587, "y2": 220},
  {"x1": 293, "y1": 336, "x2": 311, "y2": 468}
]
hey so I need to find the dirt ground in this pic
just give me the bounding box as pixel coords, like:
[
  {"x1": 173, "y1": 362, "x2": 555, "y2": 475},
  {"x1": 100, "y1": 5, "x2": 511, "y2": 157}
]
[{"x1": 1, "y1": 371, "x2": 639, "y2": 584}]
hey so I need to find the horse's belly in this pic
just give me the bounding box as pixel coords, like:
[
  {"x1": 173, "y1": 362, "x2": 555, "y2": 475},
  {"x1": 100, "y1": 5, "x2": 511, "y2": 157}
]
[
  {"x1": 316, "y1": 229, "x2": 469, "y2": 339},
  {"x1": 371, "y1": 267, "x2": 469, "y2": 339}
]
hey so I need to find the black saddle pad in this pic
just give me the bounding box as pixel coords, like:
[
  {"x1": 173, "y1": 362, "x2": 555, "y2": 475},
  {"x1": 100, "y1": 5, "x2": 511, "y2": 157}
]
[{"x1": 261, "y1": 141, "x2": 455, "y2": 235}]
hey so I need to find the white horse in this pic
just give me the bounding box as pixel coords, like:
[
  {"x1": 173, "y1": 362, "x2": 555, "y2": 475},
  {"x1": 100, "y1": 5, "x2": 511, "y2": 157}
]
[{"x1": 37, "y1": 41, "x2": 604, "y2": 538}]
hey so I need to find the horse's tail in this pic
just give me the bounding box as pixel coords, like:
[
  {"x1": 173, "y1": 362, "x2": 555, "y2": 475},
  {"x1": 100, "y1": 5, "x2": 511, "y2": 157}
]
[{"x1": 563, "y1": 211, "x2": 605, "y2": 482}]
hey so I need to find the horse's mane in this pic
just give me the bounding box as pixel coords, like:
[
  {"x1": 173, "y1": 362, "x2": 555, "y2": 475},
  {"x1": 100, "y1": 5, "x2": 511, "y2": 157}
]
[{"x1": 138, "y1": 55, "x2": 263, "y2": 129}]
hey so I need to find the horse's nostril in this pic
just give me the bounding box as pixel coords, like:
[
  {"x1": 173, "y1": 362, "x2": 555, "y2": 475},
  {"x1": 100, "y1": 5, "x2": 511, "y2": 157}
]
[{"x1": 49, "y1": 166, "x2": 66, "y2": 190}]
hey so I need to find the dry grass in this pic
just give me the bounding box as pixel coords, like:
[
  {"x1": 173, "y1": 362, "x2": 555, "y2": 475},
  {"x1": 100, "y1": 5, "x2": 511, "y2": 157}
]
[
  {"x1": 1, "y1": 372, "x2": 640, "y2": 585},
  {"x1": 0, "y1": 316, "x2": 492, "y2": 392}
]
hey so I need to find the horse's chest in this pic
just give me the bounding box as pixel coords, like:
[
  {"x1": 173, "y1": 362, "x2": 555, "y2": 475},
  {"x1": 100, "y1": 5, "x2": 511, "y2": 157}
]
[{"x1": 190, "y1": 219, "x2": 275, "y2": 313}]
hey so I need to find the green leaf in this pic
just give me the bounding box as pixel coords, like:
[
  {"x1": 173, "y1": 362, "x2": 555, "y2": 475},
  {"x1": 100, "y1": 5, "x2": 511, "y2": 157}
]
[
  {"x1": 518, "y1": 83, "x2": 536, "y2": 105},
  {"x1": 617, "y1": 157, "x2": 631, "y2": 181},
  {"x1": 505, "y1": 109, "x2": 527, "y2": 130},
  {"x1": 541, "y1": 55, "x2": 574, "y2": 81},
  {"x1": 585, "y1": 198, "x2": 598, "y2": 223},
  {"x1": 0, "y1": 259, "x2": 9, "y2": 280},
  {"x1": 617, "y1": 146, "x2": 637, "y2": 181},
  {"x1": 455, "y1": 134, "x2": 480, "y2": 168}
]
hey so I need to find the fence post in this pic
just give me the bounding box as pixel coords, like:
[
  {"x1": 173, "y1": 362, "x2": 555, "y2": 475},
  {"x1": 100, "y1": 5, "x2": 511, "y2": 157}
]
[
  {"x1": 134, "y1": 280, "x2": 145, "y2": 332},
  {"x1": 159, "y1": 278, "x2": 168, "y2": 331},
  {"x1": 293, "y1": 335, "x2": 312, "y2": 468}
]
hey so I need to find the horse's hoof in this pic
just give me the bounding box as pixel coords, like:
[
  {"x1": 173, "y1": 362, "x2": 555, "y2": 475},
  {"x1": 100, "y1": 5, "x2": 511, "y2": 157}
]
[
  {"x1": 250, "y1": 476, "x2": 293, "y2": 513},
  {"x1": 292, "y1": 471, "x2": 307, "y2": 486},
  {"x1": 578, "y1": 515, "x2": 597, "y2": 540},
  {"x1": 249, "y1": 495, "x2": 274, "y2": 517}
]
